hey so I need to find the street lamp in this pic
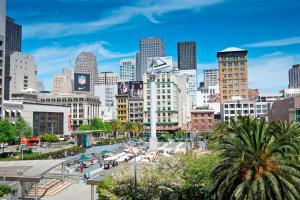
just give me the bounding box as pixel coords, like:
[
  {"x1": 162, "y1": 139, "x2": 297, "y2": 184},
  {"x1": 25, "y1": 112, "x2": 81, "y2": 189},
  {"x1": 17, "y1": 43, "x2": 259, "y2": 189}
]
[{"x1": 130, "y1": 149, "x2": 137, "y2": 200}]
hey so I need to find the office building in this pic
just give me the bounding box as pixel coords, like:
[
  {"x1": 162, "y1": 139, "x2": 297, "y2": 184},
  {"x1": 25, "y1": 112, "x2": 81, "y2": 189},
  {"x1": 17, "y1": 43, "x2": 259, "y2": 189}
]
[
  {"x1": 120, "y1": 58, "x2": 136, "y2": 81},
  {"x1": 9, "y1": 52, "x2": 42, "y2": 96},
  {"x1": 116, "y1": 95, "x2": 129, "y2": 122},
  {"x1": 5, "y1": 16, "x2": 22, "y2": 100},
  {"x1": 177, "y1": 41, "x2": 197, "y2": 70},
  {"x1": 221, "y1": 97, "x2": 255, "y2": 122},
  {"x1": 38, "y1": 94, "x2": 101, "y2": 129},
  {"x1": 75, "y1": 52, "x2": 98, "y2": 95},
  {"x1": 0, "y1": 0, "x2": 6, "y2": 117},
  {"x1": 95, "y1": 84, "x2": 117, "y2": 121},
  {"x1": 98, "y1": 72, "x2": 118, "y2": 85},
  {"x1": 280, "y1": 88, "x2": 300, "y2": 98},
  {"x1": 218, "y1": 47, "x2": 248, "y2": 103},
  {"x1": 204, "y1": 69, "x2": 219, "y2": 87},
  {"x1": 268, "y1": 96, "x2": 300, "y2": 123},
  {"x1": 191, "y1": 108, "x2": 215, "y2": 132},
  {"x1": 136, "y1": 38, "x2": 165, "y2": 81},
  {"x1": 256, "y1": 93, "x2": 283, "y2": 119},
  {"x1": 128, "y1": 98, "x2": 144, "y2": 123},
  {"x1": 176, "y1": 69, "x2": 197, "y2": 107},
  {"x1": 196, "y1": 85, "x2": 220, "y2": 114},
  {"x1": 51, "y1": 68, "x2": 73, "y2": 94},
  {"x1": 288, "y1": 64, "x2": 300, "y2": 88}
]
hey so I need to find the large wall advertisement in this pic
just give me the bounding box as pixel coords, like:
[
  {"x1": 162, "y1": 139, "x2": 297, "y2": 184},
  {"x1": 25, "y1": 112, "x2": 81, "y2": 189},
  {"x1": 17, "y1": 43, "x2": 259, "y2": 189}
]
[
  {"x1": 129, "y1": 81, "x2": 143, "y2": 98},
  {"x1": 146, "y1": 56, "x2": 173, "y2": 73},
  {"x1": 117, "y1": 81, "x2": 129, "y2": 95},
  {"x1": 74, "y1": 73, "x2": 90, "y2": 92}
]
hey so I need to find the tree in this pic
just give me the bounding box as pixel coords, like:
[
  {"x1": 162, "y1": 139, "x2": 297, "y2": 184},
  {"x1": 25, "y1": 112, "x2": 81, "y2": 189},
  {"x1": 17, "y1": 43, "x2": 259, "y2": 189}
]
[
  {"x1": 91, "y1": 117, "x2": 104, "y2": 130},
  {"x1": 15, "y1": 117, "x2": 33, "y2": 142},
  {"x1": 0, "y1": 118, "x2": 16, "y2": 144},
  {"x1": 79, "y1": 124, "x2": 91, "y2": 131},
  {"x1": 41, "y1": 133, "x2": 58, "y2": 144},
  {"x1": 110, "y1": 119, "x2": 123, "y2": 137},
  {"x1": 210, "y1": 117, "x2": 300, "y2": 200}
]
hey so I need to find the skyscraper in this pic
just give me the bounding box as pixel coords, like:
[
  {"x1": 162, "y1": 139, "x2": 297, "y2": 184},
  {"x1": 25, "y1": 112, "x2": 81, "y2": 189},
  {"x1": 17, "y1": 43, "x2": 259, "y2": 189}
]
[
  {"x1": 204, "y1": 69, "x2": 219, "y2": 87},
  {"x1": 98, "y1": 72, "x2": 118, "y2": 85},
  {"x1": 5, "y1": 16, "x2": 22, "y2": 100},
  {"x1": 288, "y1": 64, "x2": 300, "y2": 88},
  {"x1": 136, "y1": 38, "x2": 165, "y2": 81},
  {"x1": 217, "y1": 47, "x2": 248, "y2": 103},
  {"x1": 51, "y1": 68, "x2": 73, "y2": 94},
  {"x1": 74, "y1": 52, "x2": 98, "y2": 95},
  {"x1": 0, "y1": 0, "x2": 6, "y2": 117},
  {"x1": 177, "y1": 41, "x2": 197, "y2": 70},
  {"x1": 120, "y1": 58, "x2": 136, "y2": 81}
]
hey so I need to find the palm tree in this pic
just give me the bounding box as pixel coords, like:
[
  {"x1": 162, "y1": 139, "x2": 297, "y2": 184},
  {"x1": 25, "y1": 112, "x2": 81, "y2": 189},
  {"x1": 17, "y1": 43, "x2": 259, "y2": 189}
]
[{"x1": 210, "y1": 116, "x2": 300, "y2": 200}]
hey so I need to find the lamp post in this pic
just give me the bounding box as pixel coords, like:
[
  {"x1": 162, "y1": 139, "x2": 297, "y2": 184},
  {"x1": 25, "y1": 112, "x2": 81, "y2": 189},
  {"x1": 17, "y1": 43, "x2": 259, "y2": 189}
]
[{"x1": 130, "y1": 149, "x2": 137, "y2": 200}]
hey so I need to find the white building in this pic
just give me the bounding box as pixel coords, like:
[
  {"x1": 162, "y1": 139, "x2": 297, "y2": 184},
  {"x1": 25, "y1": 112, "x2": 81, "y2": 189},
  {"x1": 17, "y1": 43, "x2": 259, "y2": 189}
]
[
  {"x1": 176, "y1": 69, "x2": 197, "y2": 107},
  {"x1": 256, "y1": 93, "x2": 283, "y2": 119},
  {"x1": 98, "y1": 72, "x2": 118, "y2": 85},
  {"x1": 204, "y1": 69, "x2": 219, "y2": 87},
  {"x1": 51, "y1": 68, "x2": 73, "y2": 94},
  {"x1": 95, "y1": 84, "x2": 117, "y2": 121},
  {"x1": 120, "y1": 58, "x2": 136, "y2": 81},
  {"x1": 9, "y1": 52, "x2": 43, "y2": 97},
  {"x1": 280, "y1": 88, "x2": 300, "y2": 98},
  {"x1": 196, "y1": 85, "x2": 220, "y2": 114},
  {"x1": 221, "y1": 97, "x2": 256, "y2": 122},
  {"x1": 39, "y1": 94, "x2": 101, "y2": 129}
]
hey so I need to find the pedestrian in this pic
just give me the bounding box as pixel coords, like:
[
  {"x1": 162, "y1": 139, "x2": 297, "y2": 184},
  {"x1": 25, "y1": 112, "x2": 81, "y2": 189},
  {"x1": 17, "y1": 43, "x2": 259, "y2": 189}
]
[
  {"x1": 99, "y1": 159, "x2": 103, "y2": 168},
  {"x1": 80, "y1": 165, "x2": 84, "y2": 173}
]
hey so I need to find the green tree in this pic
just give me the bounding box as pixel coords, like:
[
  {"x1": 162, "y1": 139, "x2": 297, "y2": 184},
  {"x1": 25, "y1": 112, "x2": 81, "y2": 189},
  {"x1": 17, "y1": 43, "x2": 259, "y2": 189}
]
[
  {"x1": 210, "y1": 117, "x2": 300, "y2": 200},
  {"x1": 91, "y1": 117, "x2": 104, "y2": 130},
  {"x1": 15, "y1": 117, "x2": 33, "y2": 142},
  {"x1": 79, "y1": 124, "x2": 91, "y2": 131},
  {"x1": 0, "y1": 118, "x2": 16, "y2": 143},
  {"x1": 41, "y1": 133, "x2": 58, "y2": 144},
  {"x1": 0, "y1": 185, "x2": 12, "y2": 198}
]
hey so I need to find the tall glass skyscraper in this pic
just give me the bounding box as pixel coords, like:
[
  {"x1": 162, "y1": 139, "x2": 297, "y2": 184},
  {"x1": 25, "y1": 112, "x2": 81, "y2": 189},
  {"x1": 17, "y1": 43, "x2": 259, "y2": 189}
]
[{"x1": 177, "y1": 41, "x2": 197, "y2": 70}]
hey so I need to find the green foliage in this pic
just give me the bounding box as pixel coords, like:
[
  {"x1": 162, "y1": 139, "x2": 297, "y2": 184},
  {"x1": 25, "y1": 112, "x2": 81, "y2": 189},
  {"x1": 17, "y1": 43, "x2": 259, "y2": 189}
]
[
  {"x1": 41, "y1": 133, "x2": 58, "y2": 143},
  {"x1": 79, "y1": 124, "x2": 91, "y2": 131},
  {"x1": 0, "y1": 118, "x2": 17, "y2": 143},
  {"x1": 210, "y1": 116, "x2": 300, "y2": 200},
  {"x1": 79, "y1": 118, "x2": 112, "y2": 133},
  {"x1": 95, "y1": 137, "x2": 129, "y2": 146},
  {"x1": 15, "y1": 117, "x2": 33, "y2": 139},
  {"x1": 0, "y1": 184, "x2": 12, "y2": 197}
]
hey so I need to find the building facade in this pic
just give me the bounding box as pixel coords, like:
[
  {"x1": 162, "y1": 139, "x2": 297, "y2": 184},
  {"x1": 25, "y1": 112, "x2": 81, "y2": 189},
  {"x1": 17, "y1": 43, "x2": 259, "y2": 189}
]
[
  {"x1": 116, "y1": 95, "x2": 129, "y2": 122},
  {"x1": 128, "y1": 98, "x2": 143, "y2": 123},
  {"x1": 38, "y1": 94, "x2": 100, "y2": 129},
  {"x1": 191, "y1": 108, "x2": 215, "y2": 132},
  {"x1": 120, "y1": 58, "x2": 136, "y2": 81},
  {"x1": 75, "y1": 52, "x2": 98, "y2": 95},
  {"x1": 176, "y1": 69, "x2": 197, "y2": 107},
  {"x1": 177, "y1": 41, "x2": 197, "y2": 70},
  {"x1": 9, "y1": 52, "x2": 42, "y2": 96},
  {"x1": 196, "y1": 85, "x2": 220, "y2": 114},
  {"x1": 0, "y1": 0, "x2": 6, "y2": 117},
  {"x1": 288, "y1": 64, "x2": 300, "y2": 88},
  {"x1": 137, "y1": 38, "x2": 165, "y2": 81},
  {"x1": 280, "y1": 88, "x2": 300, "y2": 98},
  {"x1": 51, "y1": 68, "x2": 73, "y2": 94},
  {"x1": 221, "y1": 98, "x2": 255, "y2": 122},
  {"x1": 256, "y1": 93, "x2": 283, "y2": 119},
  {"x1": 5, "y1": 16, "x2": 22, "y2": 100},
  {"x1": 204, "y1": 69, "x2": 219, "y2": 87},
  {"x1": 98, "y1": 72, "x2": 118, "y2": 85},
  {"x1": 218, "y1": 47, "x2": 248, "y2": 103}
]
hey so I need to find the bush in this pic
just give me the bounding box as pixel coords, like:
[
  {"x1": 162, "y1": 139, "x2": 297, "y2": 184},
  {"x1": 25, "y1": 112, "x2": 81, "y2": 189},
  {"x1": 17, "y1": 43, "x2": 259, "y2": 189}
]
[
  {"x1": 95, "y1": 137, "x2": 129, "y2": 146},
  {"x1": 0, "y1": 185, "x2": 12, "y2": 197},
  {"x1": 41, "y1": 133, "x2": 58, "y2": 143}
]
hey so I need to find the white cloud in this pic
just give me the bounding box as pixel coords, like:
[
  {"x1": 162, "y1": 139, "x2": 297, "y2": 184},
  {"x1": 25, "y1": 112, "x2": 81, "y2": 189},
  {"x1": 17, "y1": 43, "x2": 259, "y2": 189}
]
[
  {"x1": 23, "y1": 0, "x2": 224, "y2": 38},
  {"x1": 243, "y1": 36, "x2": 300, "y2": 48},
  {"x1": 31, "y1": 41, "x2": 136, "y2": 90}
]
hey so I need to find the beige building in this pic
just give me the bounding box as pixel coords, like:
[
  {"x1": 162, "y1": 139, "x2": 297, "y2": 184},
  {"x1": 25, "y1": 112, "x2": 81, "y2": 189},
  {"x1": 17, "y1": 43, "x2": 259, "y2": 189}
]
[
  {"x1": 98, "y1": 72, "x2": 118, "y2": 85},
  {"x1": 217, "y1": 47, "x2": 248, "y2": 103},
  {"x1": 38, "y1": 93, "x2": 100, "y2": 129},
  {"x1": 52, "y1": 68, "x2": 73, "y2": 94},
  {"x1": 116, "y1": 95, "x2": 128, "y2": 122}
]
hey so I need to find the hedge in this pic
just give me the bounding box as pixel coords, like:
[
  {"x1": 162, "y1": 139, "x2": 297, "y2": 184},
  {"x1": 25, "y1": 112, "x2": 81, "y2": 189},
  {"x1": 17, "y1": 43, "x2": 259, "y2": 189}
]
[
  {"x1": 95, "y1": 137, "x2": 129, "y2": 146},
  {"x1": 0, "y1": 185, "x2": 12, "y2": 198}
]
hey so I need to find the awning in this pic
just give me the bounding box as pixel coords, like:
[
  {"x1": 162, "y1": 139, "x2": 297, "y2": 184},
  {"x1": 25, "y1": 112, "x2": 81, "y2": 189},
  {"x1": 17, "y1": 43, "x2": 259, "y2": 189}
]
[{"x1": 5, "y1": 109, "x2": 11, "y2": 112}]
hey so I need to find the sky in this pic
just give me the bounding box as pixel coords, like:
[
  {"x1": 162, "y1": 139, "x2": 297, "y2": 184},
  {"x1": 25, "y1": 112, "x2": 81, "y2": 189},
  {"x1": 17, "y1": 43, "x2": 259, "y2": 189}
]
[{"x1": 6, "y1": 0, "x2": 300, "y2": 92}]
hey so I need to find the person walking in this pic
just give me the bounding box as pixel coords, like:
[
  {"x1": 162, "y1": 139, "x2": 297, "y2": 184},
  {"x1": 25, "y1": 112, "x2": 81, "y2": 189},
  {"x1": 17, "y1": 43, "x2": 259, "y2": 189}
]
[{"x1": 79, "y1": 165, "x2": 84, "y2": 173}]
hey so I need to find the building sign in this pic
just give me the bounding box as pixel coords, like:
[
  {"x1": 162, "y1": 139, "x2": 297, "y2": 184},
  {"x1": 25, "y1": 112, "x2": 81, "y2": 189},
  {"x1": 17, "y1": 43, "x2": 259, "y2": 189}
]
[
  {"x1": 129, "y1": 81, "x2": 143, "y2": 98},
  {"x1": 146, "y1": 56, "x2": 173, "y2": 73},
  {"x1": 208, "y1": 93, "x2": 220, "y2": 103},
  {"x1": 118, "y1": 81, "x2": 129, "y2": 95},
  {"x1": 74, "y1": 73, "x2": 90, "y2": 92}
]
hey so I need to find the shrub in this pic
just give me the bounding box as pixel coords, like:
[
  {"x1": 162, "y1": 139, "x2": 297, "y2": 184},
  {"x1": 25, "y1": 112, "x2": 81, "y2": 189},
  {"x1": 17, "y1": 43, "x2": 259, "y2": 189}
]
[{"x1": 0, "y1": 185, "x2": 12, "y2": 197}]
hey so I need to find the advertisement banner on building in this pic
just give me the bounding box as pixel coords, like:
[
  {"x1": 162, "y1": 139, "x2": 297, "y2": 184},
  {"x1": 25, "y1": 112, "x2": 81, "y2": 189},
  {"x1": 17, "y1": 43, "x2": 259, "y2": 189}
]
[
  {"x1": 146, "y1": 56, "x2": 173, "y2": 73},
  {"x1": 129, "y1": 81, "x2": 143, "y2": 98},
  {"x1": 74, "y1": 73, "x2": 90, "y2": 92},
  {"x1": 118, "y1": 81, "x2": 129, "y2": 95},
  {"x1": 208, "y1": 93, "x2": 220, "y2": 103}
]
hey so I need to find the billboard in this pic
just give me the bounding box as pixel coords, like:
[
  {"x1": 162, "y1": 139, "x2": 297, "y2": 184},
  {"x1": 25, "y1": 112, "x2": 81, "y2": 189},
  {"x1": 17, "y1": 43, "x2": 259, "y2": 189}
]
[
  {"x1": 146, "y1": 56, "x2": 173, "y2": 73},
  {"x1": 208, "y1": 93, "x2": 220, "y2": 103},
  {"x1": 129, "y1": 81, "x2": 143, "y2": 98},
  {"x1": 74, "y1": 73, "x2": 90, "y2": 92},
  {"x1": 118, "y1": 81, "x2": 129, "y2": 95}
]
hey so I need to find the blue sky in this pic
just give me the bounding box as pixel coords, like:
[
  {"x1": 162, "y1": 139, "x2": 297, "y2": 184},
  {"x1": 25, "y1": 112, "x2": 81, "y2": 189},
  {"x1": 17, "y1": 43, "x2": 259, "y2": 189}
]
[{"x1": 7, "y1": 0, "x2": 300, "y2": 92}]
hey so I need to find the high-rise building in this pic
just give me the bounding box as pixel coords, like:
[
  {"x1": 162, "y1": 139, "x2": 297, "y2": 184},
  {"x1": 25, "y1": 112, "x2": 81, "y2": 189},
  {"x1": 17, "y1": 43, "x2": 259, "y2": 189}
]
[
  {"x1": 0, "y1": 0, "x2": 6, "y2": 116},
  {"x1": 217, "y1": 47, "x2": 248, "y2": 103},
  {"x1": 204, "y1": 69, "x2": 219, "y2": 87},
  {"x1": 136, "y1": 38, "x2": 165, "y2": 81},
  {"x1": 177, "y1": 41, "x2": 197, "y2": 70},
  {"x1": 51, "y1": 68, "x2": 73, "y2": 94},
  {"x1": 75, "y1": 52, "x2": 98, "y2": 95},
  {"x1": 5, "y1": 16, "x2": 22, "y2": 100},
  {"x1": 288, "y1": 64, "x2": 300, "y2": 88},
  {"x1": 9, "y1": 52, "x2": 43, "y2": 95},
  {"x1": 120, "y1": 58, "x2": 136, "y2": 81},
  {"x1": 98, "y1": 72, "x2": 118, "y2": 85}
]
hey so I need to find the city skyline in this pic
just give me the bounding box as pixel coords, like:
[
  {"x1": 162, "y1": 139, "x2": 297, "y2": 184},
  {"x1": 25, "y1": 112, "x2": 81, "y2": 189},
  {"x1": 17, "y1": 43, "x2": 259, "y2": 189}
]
[{"x1": 6, "y1": 0, "x2": 300, "y2": 92}]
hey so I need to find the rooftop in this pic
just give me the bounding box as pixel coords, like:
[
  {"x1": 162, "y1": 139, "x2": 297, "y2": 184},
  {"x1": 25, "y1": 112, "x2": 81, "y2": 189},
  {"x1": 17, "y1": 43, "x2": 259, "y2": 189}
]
[{"x1": 218, "y1": 47, "x2": 246, "y2": 53}]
